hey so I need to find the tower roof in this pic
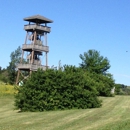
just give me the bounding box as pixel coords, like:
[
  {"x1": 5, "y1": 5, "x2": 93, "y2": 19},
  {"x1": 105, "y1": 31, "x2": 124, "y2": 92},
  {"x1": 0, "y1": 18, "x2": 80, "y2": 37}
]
[{"x1": 24, "y1": 15, "x2": 53, "y2": 24}]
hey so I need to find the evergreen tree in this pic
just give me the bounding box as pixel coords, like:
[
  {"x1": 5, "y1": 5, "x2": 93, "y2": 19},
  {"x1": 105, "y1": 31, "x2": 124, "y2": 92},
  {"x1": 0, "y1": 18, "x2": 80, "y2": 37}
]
[
  {"x1": 79, "y1": 49, "x2": 115, "y2": 96},
  {"x1": 79, "y1": 49, "x2": 110, "y2": 74}
]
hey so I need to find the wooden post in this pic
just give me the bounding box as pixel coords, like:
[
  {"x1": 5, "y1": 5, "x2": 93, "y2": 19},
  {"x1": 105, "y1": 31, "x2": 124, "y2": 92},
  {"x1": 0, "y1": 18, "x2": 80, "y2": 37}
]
[
  {"x1": 16, "y1": 70, "x2": 20, "y2": 85},
  {"x1": 20, "y1": 50, "x2": 24, "y2": 63},
  {"x1": 30, "y1": 31, "x2": 36, "y2": 75},
  {"x1": 20, "y1": 32, "x2": 28, "y2": 65},
  {"x1": 46, "y1": 52, "x2": 48, "y2": 67},
  {"x1": 44, "y1": 27, "x2": 48, "y2": 68},
  {"x1": 25, "y1": 32, "x2": 28, "y2": 44},
  {"x1": 30, "y1": 70, "x2": 32, "y2": 75},
  {"x1": 31, "y1": 31, "x2": 36, "y2": 64}
]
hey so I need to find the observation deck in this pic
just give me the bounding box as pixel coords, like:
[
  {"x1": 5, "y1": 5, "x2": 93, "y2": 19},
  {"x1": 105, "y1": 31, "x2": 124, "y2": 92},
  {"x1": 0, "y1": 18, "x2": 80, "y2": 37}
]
[
  {"x1": 17, "y1": 63, "x2": 48, "y2": 71},
  {"x1": 22, "y1": 43, "x2": 49, "y2": 52},
  {"x1": 24, "y1": 24, "x2": 51, "y2": 33}
]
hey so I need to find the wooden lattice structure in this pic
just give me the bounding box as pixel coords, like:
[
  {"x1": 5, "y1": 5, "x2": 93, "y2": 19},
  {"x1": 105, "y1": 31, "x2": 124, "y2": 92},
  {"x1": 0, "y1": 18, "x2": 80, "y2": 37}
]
[{"x1": 16, "y1": 15, "x2": 53, "y2": 84}]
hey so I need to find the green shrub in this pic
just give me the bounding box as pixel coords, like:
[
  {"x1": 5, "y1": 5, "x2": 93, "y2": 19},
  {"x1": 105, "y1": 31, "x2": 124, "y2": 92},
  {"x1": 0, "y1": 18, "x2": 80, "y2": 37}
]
[
  {"x1": 15, "y1": 66, "x2": 102, "y2": 112},
  {"x1": 88, "y1": 73, "x2": 115, "y2": 97}
]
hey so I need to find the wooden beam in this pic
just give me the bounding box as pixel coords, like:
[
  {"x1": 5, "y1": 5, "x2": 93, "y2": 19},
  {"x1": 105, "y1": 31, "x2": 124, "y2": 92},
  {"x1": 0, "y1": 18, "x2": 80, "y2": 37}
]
[
  {"x1": 31, "y1": 31, "x2": 36, "y2": 64},
  {"x1": 25, "y1": 32, "x2": 28, "y2": 44},
  {"x1": 46, "y1": 52, "x2": 48, "y2": 67},
  {"x1": 44, "y1": 32, "x2": 48, "y2": 67},
  {"x1": 20, "y1": 50, "x2": 24, "y2": 63},
  {"x1": 16, "y1": 70, "x2": 20, "y2": 85}
]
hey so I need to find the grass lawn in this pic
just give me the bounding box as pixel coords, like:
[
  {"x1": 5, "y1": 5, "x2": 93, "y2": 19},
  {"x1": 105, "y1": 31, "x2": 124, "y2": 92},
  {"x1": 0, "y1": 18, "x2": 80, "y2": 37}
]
[{"x1": 0, "y1": 95, "x2": 130, "y2": 130}]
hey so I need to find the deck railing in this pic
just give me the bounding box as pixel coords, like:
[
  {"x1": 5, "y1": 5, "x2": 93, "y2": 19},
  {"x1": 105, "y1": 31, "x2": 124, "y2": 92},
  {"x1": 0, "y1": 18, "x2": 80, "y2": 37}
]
[
  {"x1": 22, "y1": 44, "x2": 49, "y2": 52},
  {"x1": 17, "y1": 64, "x2": 48, "y2": 71},
  {"x1": 24, "y1": 24, "x2": 51, "y2": 32}
]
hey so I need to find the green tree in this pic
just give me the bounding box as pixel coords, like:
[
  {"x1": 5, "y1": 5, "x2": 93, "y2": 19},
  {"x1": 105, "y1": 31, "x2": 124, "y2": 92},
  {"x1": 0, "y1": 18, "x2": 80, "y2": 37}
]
[
  {"x1": 115, "y1": 84, "x2": 121, "y2": 95},
  {"x1": 79, "y1": 49, "x2": 110, "y2": 74},
  {"x1": 7, "y1": 46, "x2": 22, "y2": 84},
  {"x1": 0, "y1": 68, "x2": 9, "y2": 83},
  {"x1": 79, "y1": 49, "x2": 115, "y2": 96},
  {"x1": 95, "y1": 73, "x2": 115, "y2": 96}
]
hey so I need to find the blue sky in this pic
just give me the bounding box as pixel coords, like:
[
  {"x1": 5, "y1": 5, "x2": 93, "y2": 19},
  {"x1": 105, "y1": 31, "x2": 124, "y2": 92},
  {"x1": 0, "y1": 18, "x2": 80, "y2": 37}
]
[{"x1": 0, "y1": 0, "x2": 130, "y2": 85}]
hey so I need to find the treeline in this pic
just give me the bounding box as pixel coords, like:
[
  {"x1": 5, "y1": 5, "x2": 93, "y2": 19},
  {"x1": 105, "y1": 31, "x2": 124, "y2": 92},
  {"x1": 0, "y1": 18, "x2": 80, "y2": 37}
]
[
  {"x1": 0, "y1": 67, "x2": 8, "y2": 83},
  {"x1": 115, "y1": 84, "x2": 130, "y2": 95}
]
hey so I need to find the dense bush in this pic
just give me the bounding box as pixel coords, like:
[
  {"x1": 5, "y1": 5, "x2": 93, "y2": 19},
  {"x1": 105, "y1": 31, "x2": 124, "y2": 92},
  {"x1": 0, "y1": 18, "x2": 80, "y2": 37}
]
[
  {"x1": 79, "y1": 50, "x2": 115, "y2": 97},
  {"x1": 90, "y1": 73, "x2": 115, "y2": 96},
  {"x1": 15, "y1": 66, "x2": 102, "y2": 112}
]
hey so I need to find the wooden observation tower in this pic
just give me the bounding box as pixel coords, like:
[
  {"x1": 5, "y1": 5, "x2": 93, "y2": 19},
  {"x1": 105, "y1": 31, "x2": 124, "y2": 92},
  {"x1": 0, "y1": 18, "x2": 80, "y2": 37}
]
[{"x1": 16, "y1": 15, "x2": 53, "y2": 84}]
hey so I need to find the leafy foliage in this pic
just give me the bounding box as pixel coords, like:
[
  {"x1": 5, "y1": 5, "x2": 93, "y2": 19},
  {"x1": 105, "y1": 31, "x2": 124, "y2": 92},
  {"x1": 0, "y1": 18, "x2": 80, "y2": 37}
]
[
  {"x1": 115, "y1": 84, "x2": 130, "y2": 95},
  {"x1": 92, "y1": 73, "x2": 115, "y2": 96},
  {"x1": 0, "y1": 68, "x2": 9, "y2": 83},
  {"x1": 79, "y1": 50, "x2": 110, "y2": 74},
  {"x1": 7, "y1": 46, "x2": 22, "y2": 84},
  {"x1": 15, "y1": 66, "x2": 102, "y2": 112},
  {"x1": 79, "y1": 50, "x2": 115, "y2": 96}
]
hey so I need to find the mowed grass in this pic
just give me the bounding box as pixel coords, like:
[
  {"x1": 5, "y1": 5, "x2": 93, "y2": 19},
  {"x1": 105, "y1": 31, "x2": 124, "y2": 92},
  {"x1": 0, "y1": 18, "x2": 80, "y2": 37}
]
[{"x1": 0, "y1": 96, "x2": 130, "y2": 130}]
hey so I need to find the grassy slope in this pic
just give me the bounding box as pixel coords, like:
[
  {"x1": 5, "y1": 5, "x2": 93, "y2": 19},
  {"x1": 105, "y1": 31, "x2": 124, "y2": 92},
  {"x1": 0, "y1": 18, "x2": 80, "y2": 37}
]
[{"x1": 0, "y1": 96, "x2": 130, "y2": 130}]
